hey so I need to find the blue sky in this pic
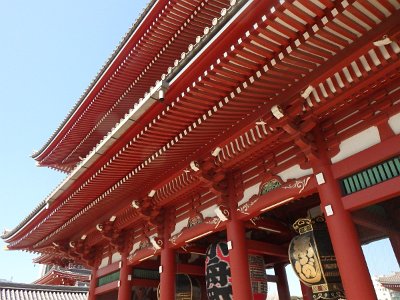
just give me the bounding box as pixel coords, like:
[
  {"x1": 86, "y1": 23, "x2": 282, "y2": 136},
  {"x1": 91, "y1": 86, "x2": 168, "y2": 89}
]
[
  {"x1": 0, "y1": 0, "x2": 398, "y2": 297},
  {"x1": 0, "y1": 0, "x2": 147, "y2": 282}
]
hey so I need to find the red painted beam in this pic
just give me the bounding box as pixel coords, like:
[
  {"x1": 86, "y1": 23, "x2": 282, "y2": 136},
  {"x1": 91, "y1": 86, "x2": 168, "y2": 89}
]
[
  {"x1": 179, "y1": 244, "x2": 207, "y2": 256},
  {"x1": 343, "y1": 176, "x2": 400, "y2": 211},
  {"x1": 266, "y1": 275, "x2": 278, "y2": 283},
  {"x1": 278, "y1": 9, "x2": 400, "y2": 106},
  {"x1": 131, "y1": 278, "x2": 159, "y2": 288},
  {"x1": 245, "y1": 217, "x2": 291, "y2": 236},
  {"x1": 128, "y1": 248, "x2": 161, "y2": 266},
  {"x1": 246, "y1": 240, "x2": 288, "y2": 258},
  {"x1": 265, "y1": 256, "x2": 290, "y2": 268},
  {"x1": 95, "y1": 281, "x2": 118, "y2": 295},
  {"x1": 136, "y1": 259, "x2": 159, "y2": 269},
  {"x1": 237, "y1": 175, "x2": 317, "y2": 220},
  {"x1": 176, "y1": 264, "x2": 205, "y2": 276},
  {"x1": 187, "y1": 9, "x2": 400, "y2": 168},
  {"x1": 352, "y1": 210, "x2": 398, "y2": 235},
  {"x1": 332, "y1": 134, "x2": 400, "y2": 179},
  {"x1": 166, "y1": 0, "x2": 280, "y2": 102},
  {"x1": 169, "y1": 217, "x2": 226, "y2": 248},
  {"x1": 96, "y1": 261, "x2": 120, "y2": 278}
]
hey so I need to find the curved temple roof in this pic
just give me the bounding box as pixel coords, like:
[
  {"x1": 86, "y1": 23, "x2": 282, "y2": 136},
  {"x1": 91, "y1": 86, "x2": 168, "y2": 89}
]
[
  {"x1": 32, "y1": 0, "x2": 232, "y2": 172},
  {"x1": 31, "y1": 0, "x2": 157, "y2": 164},
  {"x1": 1, "y1": 0, "x2": 246, "y2": 243},
  {"x1": 33, "y1": 267, "x2": 90, "y2": 286},
  {"x1": 3, "y1": 0, "x2": 400, "y2": 266},
  {"x1": 379, "y1": 273, "x2": 400, "y2": 292}
]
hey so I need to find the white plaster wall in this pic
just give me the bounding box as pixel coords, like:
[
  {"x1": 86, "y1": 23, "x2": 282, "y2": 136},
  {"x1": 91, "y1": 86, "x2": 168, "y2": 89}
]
[
  {"x1": 237, "y1": 182, "x2": 261, "y2": 206},
  {"x1": 99, "y1": 257, "x2": 108, "y2": 268},
  {"x1": 331, "y1": 127, "x2": 381, "y2": 163},
  {"x1": 171, "y1": 218, "x2": 189, "y2": 236},
  {"x1": 111, "y1": 252, "x2": 121, "y2": 263},
  {"x1": 277, "y1": 164, "x2": 313, "y2": 182},
  {"x1": 130, "y1": 241, "x2": 140, "y2": 255},
  {"x1": 201, "y1": 204, "x2": 218, "y2": 218},
  {"x1": 388, "y1": 112, "x2": 400, "y2": 135}
]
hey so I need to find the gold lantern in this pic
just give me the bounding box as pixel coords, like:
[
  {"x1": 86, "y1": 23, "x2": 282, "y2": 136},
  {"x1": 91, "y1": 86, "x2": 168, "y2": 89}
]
[{"x1": 289, "y1": 217, "x2": 345, "y2": 299}]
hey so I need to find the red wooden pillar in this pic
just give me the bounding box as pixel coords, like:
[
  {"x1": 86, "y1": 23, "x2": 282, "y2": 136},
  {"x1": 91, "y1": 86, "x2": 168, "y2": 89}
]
[
  {"x1": 311, "y1": 131, "x2": 377, "y2": 300},
  {"x1": 159, "y1": 247, "x2": 176, "y2": 300},
  {"x1": 300, "y1": 282, "x2": 313, "y2": 300},
  {"x1": 118, "y1": 252, "x2": 133, "y2": 300},
  {"x1": 226, "y1": 218, "x2": 253, "y2": 299},
  {"x1": 88, "y1": 268, "x2": 97, "y2": 300},
  {"x1": 389, "y1": 233, "x2": 400, "y2": 267},
  {"x1": 274, "y1": 263, "x2": 290, "y2": 300}
]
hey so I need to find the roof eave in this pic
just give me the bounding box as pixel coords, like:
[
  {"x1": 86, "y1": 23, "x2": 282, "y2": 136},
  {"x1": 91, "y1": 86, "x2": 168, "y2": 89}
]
[
  {"x1": 3, "y1": 82, "x2": 168, "y2": 247},
  {"x1": 31, "y1": 0, "x2": 161, "y2": 164}
]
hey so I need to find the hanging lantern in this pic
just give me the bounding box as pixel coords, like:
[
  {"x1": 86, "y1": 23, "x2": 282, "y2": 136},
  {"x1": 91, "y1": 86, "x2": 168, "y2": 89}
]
[
  {"x1": 205, "y1": 242, "x2": 268, "y2": 300},
  {"x1": 205, "y1": 242, "x2": 232, "y2": 300},
  {"x1": 248, "y1": 254, "x2": 268, "y2": 300},
  {"x1": 288, "y1": 217, "x2": 345, "y2": 299},
  {"x1": 176, "y1": 274, "x2": 201, "y2": 300}
]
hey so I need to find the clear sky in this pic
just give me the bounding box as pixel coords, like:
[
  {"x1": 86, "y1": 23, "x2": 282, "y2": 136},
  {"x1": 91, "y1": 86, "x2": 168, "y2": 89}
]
[
  {"x1": 0, "y1": 0, "x2": 398, "y2": 297},
  {"x1": 0, "y1": 0, "x2": 147, "y2": 282}
]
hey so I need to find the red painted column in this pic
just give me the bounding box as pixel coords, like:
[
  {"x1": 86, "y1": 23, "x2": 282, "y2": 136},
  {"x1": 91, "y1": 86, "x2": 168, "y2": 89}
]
[
  {"x1": 274, "y1": 263, "x2": 291, "y2": 300},
  {"x1": 159, "y1": 247, "x2": 176, "y2": 300},
  {"x1": 226, "y1": 218, "x2": 253, "y2": 299},
  {"x1": 117, "y1": 252, "x2": 133, "y2": 300},
  {"x1": 389, "y1": 233, "x2": 400, "y2": 267},
  {"x1": 300, "y1": 282, "x2": 313, "y2": 300},
  {"x1": 311, "y1": 131, "x2": 377, "y2": 300},
  {"x1": 88, "y1": 268, "x2": 97, "y2": 300}
]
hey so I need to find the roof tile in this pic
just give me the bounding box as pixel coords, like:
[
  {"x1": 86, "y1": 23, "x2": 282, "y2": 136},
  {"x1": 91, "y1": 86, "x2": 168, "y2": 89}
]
[{"x1": 0, "y1": 283, "x2": 87, "y2": 300}]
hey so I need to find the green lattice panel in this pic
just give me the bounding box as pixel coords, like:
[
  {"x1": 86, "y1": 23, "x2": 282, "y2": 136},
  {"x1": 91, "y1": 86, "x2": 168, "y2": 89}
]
[
  {"x1": 97, "y1": 270, "x2": 120, "y2": 287},
  {"x1": 133, "y1": 268, "x2": 160, "y2": 280},
  {"x1": 341, "y1": 156, "x2": 400, "y2": 196}
]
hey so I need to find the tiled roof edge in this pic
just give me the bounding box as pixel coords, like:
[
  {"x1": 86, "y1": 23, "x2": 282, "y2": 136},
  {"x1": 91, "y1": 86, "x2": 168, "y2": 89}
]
[
  {"x1": 32, "y1": 0, "x2": 156, "y2": 161},
  {"x1": 3, "y1": 0, "x2": 247, "y2": 245},
  {"x1": 1, "y1": 200, "x2": 47, "y2": 240},
  {"x1": 166, "y1": 0, "x2": 248, "y2": 81},
  {"x1": 0, "y1": 282, "x2": 88, "y2": 292}
]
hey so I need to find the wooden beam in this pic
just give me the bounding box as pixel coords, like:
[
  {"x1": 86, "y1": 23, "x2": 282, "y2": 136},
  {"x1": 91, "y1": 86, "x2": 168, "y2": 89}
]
[
  {"x1": 246, "y1": 217, "x2": 291, "y2": 236},
  {"x1": 96, "y1": 261, "x2": 120, "y2": 278},
  {"x1": 95, "y1": 281, "x2": 118, "y2": 295},
  {"x1": 135, "y1": 259, "x2": 159, "y2": 269},
  {"x1": 332, "y1": 132, "x2": 400, "y2": 179},
  {"x1": 237, "y1": 175, "x2": 317, "y2": 220},
  {"x1": 352, "y1": 210, "x2": 398, "y2": 235},
  {"x1": 266, "y1": 275, "x2": 278, "y2": 282},
  {"x1": 246, "y1": 240, "x2": 288, "y2": 258},
  {"x1": 131, "y1": 278, "x2": 159, "y2": 288},
  {"x1": 265, "y1": 256, "x2": 289, "y2": 268},
  {"x1": 178, "y1": 244, "x2": 207, "y2": 255},
  {"x1": 343, "y1": 176, "x2": 400, "y2": 211},
  {"x1": 176, "y1": 264, "x2": 204, "y2": 276}
]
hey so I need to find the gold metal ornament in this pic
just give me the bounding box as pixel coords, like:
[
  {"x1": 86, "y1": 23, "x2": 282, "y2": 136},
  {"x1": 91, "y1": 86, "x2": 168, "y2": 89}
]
[{"x1": 289, "y1": 217, "x2": 345, "y2": 300}]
